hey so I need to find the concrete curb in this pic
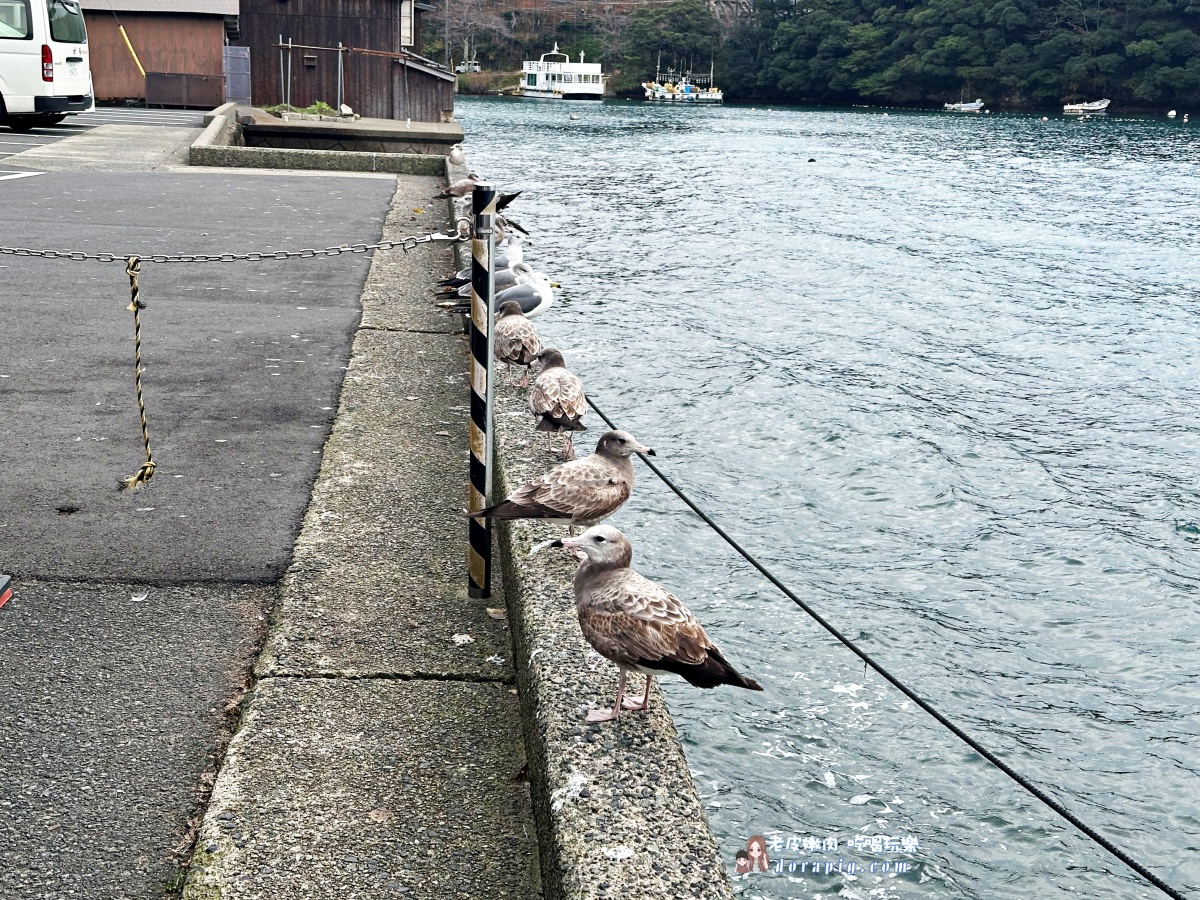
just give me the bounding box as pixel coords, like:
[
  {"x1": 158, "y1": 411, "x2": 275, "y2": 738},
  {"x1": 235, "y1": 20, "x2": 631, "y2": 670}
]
[
  {"x1": 189, "y1": 113, "x2": 445, "y2": 175},
  {"x1": 203, "y1": 101, "x2": 237, "y2": 125}
]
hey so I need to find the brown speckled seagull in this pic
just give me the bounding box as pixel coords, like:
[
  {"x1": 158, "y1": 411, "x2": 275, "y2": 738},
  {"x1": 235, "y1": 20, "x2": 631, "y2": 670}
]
[
  {"x1": 529, "y1": 348, "x2": 587, "y2": 459},
  {"x1": 493, "y1": 300, "x2": 543, "y2": 387},
  {"x1": 433, "y1": 172, "x2": 481, "y2": 199},
  {"x1": 469, "y1": 431, "x2": 653, "y2": 533},
  {"x1": 551, "y1": 524, "x2": 763, "y2": 723}
]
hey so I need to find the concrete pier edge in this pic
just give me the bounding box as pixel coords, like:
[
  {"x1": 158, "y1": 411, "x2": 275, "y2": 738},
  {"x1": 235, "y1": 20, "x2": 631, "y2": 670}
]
[{"x1": 447, "y1": 157, "x2": 735, "y2": 899}]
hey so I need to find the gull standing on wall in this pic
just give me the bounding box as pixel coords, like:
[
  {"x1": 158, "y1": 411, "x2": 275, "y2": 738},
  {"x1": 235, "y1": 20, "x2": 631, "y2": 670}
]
[{"x1": 550, "y1": 525, "x2": 764, "y2": 723}]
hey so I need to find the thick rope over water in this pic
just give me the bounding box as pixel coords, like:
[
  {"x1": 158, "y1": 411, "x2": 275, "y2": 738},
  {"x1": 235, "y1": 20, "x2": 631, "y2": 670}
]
[
  {"x1": 121, "y1": 256, "x2": 156, "y2": 491},
  {"x1": 586, "y1": 394, "x2": 1189, "y2": 900}
]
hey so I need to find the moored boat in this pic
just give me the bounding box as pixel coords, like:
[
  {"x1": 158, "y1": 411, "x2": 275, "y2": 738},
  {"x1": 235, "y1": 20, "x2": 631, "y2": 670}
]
[
  {"x1": 642, "y1": 56, "x2": 722, "y2": 104},
  {"x1": 1063, "y1": 99, "x2": 1111, "y2": 114},
  {"x1": 517, "y1": 43, "x2": 605, "y2": 101},
  {"x1": 943, "y1": 99, "x2": 985, "y2": 112}
]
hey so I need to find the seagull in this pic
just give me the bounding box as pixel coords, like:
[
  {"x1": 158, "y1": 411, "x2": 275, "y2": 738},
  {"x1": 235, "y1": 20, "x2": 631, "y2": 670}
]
[
  {"x1": 498, "y1": 214, "x2": 530, "y2": 236},
  {"x1": 495, "y1": 232, "x2": 525, "y2": 269},
  {"x1": 448, "y1": 144, "x2": 466, "y2": 166},
  {"x1": 493, "y1": 300, "x2": 543, "y2": 386},
  {"x1": 496, "y1": 271, "x2": 555, "y2": 316},
  {"x1": 437, "y1": 262, "x2": 535, "y2": 296},
  {"x1": 437, "y1": 271, "x2": 557, "y2": 318},
  {"x1": 550, "y1": 524, "x2": 763, "y2": 723},
  {"x1": 434, "y1": 172, "x2": 481, "y2": 199},
  {"x1": 469, "y1": 430, "x2": 653, "y2": 532},
  {"x1": 496, "y1": 190, "x2": 522, "y2": 212},
  {"x1": 529, "y1": 348, "x2": 586, "y2": 458}
]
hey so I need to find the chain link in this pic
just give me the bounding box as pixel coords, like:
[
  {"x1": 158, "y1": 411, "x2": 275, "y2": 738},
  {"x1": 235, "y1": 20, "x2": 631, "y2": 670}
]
[{"x1": 0, "y1": 232, "x2": 467, "y2": 264}]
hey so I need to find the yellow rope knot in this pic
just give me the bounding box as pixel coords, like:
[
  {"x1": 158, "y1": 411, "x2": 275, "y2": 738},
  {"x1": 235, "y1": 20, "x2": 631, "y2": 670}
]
[
  {"x1": 121, "y1": 460, "x2": 156, "y2": 492},
  {"x1": 120, "y1": 255, "x2": 156, "y2": 492},
  {"x1": 126, "y1": 255, "x2": 145, "y2": 311}
]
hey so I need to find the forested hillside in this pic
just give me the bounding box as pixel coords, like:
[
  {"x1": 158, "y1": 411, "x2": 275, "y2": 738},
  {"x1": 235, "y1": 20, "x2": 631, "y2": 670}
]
[
  {"x1": 427, "y1": 0, "x2": 1200, "y2": 108},
  {"x1": 719, "y1": 0, "x2": 1200, "y2": 107}
]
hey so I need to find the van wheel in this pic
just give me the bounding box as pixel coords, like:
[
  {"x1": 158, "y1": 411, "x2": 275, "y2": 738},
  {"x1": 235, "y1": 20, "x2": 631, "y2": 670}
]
[{"x1": 6, "y1": 115, "x2": 40, "y2": 133}]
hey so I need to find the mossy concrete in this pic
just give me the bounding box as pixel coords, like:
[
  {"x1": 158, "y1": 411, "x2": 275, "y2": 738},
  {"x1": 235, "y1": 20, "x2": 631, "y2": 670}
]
[{"x1": 185, "y1": 678, "x2": 538, "y2": 900}]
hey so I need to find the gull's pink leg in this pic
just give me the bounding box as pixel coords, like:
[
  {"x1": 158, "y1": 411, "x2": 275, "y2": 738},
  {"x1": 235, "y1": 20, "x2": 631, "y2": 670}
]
[
  {"x1": 519, "y1": 367, "x2": 530, "y2": 388},
  {"x1": 560, "y1": 433, "x2": 575, "y2": 460},
  {"x1": 586, "y1": 670, "x2": 626, "y2": 723},
  {"x1": 622, "y1": 675, "x2": 653, "y2": 711}
]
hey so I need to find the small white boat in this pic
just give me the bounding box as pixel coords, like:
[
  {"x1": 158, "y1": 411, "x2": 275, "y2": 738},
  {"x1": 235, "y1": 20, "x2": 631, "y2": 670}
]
[
  {"x1": 1063, "y1": 99, "x2": 1110, "y2": 114},
  {"x1": 943, "y1": 99, "x2": 984, "y2": 112},
  {"x1": 517, "y1": 43, "x2": 605, "y2": 101}
]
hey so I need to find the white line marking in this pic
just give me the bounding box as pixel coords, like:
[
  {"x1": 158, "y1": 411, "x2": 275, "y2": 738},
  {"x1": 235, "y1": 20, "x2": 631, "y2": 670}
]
[{"x1": 0, "y1": 172, "x2": 42, "y2": 181}]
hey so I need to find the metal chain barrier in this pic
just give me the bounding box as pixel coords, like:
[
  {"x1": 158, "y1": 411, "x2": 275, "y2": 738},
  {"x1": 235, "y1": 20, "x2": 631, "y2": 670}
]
[
  {"x1": 4, "y1": 226, "x2": 469, "y2": 491},
  {"x1": 0, "y1": 225, "x2": 469, "y2": 265}
]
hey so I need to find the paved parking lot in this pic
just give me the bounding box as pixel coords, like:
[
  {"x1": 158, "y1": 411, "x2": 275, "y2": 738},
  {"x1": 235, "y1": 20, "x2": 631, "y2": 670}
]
[{"x1": 0, "y1": 106, "x2": 204, "y2": 171}]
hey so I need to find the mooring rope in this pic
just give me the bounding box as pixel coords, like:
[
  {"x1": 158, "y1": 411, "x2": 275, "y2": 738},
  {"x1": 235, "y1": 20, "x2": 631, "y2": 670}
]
[
  {"x1": 586, "y1": 394, "x2": 1189, "y2": 900},
  {"x1": 120, "y1": 256, "x2": 155, "y2": 491}
]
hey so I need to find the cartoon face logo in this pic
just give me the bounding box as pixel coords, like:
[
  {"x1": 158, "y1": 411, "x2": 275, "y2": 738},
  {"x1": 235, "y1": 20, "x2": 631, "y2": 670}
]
[
  {"x1": 734, "y1": 849, "x2": 750, "y2": 874},
  {"x1": 746, "y1": 835, "x2": 770, "y2": 872}
]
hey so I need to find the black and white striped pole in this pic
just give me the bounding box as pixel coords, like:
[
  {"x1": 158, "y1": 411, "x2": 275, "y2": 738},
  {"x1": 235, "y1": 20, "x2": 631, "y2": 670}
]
[{"x1": 467, "y1": 182, "x2": 497, "y2": 599}]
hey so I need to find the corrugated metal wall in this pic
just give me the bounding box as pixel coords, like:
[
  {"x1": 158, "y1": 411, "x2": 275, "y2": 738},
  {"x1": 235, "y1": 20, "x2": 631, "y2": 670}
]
[
  {"x1": 83, "y1": 12, "x2": 225, "y2": 101},
  {"x1": 240, "y1": 0, "x2": 453, "y2": 122}
]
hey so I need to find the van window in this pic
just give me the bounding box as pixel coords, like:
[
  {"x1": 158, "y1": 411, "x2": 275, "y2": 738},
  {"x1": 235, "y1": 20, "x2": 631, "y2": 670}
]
[
  {"x1": 0, "y1": 0, "x2": 32, "y2": 40},
  {"x1": 49, "y1": 0, "x2": 86, "y2": 44}
]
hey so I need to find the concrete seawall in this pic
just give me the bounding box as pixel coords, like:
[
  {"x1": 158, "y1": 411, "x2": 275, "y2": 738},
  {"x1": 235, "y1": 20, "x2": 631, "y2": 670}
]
[{"x1": 445, "y1": 160, "x2": 736, "y2": 900}]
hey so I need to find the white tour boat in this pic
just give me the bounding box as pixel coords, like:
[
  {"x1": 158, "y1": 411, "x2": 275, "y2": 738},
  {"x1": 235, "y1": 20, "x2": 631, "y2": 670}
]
[
  {"x1": 518, "y1": 44, "x2": 605, "y2": 100},
  {"x1": 642, "y1": 60, "x2": 723, "y2": 104},
  {"x1": 943, "y1": 99, "x2": 984, "y2": 112},
  {"x1": 1063, "y1": 99, "x2": 1111, "y2": 114}
]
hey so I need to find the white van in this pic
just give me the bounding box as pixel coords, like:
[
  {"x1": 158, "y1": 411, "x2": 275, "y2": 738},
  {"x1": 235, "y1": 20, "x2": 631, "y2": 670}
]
[{"x1": 0, "y1": 0, "x2": 93, "y2": 132}]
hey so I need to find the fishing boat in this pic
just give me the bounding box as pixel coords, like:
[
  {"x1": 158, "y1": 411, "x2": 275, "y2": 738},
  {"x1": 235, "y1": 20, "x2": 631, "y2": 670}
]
[
  {"x1": 943, "y1": 99, "x2": 984, "y2": 112},
  {"x1": 1063, "y1": 99, "x2": 1111, "y2": 114},
  {"x1": 516, "y1": 43, "x2": 605, "y2": 100},
  {"x1": 642, "y1": 57, "x2": 723, "y2": 104}
]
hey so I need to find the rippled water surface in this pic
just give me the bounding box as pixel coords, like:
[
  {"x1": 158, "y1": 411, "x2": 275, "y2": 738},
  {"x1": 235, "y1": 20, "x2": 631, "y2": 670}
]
[{"x1": 455, "y1": 98, "x2": 1200, "y2": 899}]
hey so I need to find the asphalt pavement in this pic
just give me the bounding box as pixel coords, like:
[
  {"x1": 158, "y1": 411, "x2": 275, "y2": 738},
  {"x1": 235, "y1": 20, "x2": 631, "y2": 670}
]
[
  {"x1": 0, "y1": 167, "x2": 400, "y2": 898},
  {"x1": 0, "y1": 171, "x2": 394, "y2": 582}
]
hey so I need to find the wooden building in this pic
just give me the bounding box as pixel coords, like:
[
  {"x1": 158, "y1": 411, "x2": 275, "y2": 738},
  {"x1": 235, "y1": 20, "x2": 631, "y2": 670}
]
[
  {"x1": 239, "y1": 0, "x2": 455, "y2": 123},
  {"x1": 81, "y1": 1, "x2": 238, "y2": 103}
]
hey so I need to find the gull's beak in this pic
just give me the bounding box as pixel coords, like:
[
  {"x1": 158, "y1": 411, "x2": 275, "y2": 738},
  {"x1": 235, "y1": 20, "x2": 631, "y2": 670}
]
[
  {"x1": 637, "y1": 444, "x2": 656, "y2": 457},
  {"x1": 550, "y1": 281, "x2": 561, "y2": 288},
  {"x1": 549, "y1": 539, "x2": 565, "y2": 548}
]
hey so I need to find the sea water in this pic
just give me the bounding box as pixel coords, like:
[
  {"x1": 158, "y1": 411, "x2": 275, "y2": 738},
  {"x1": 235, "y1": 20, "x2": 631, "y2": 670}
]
[{"x1": 454, "y1": 97, "x2": 1200, "y2": 900}]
